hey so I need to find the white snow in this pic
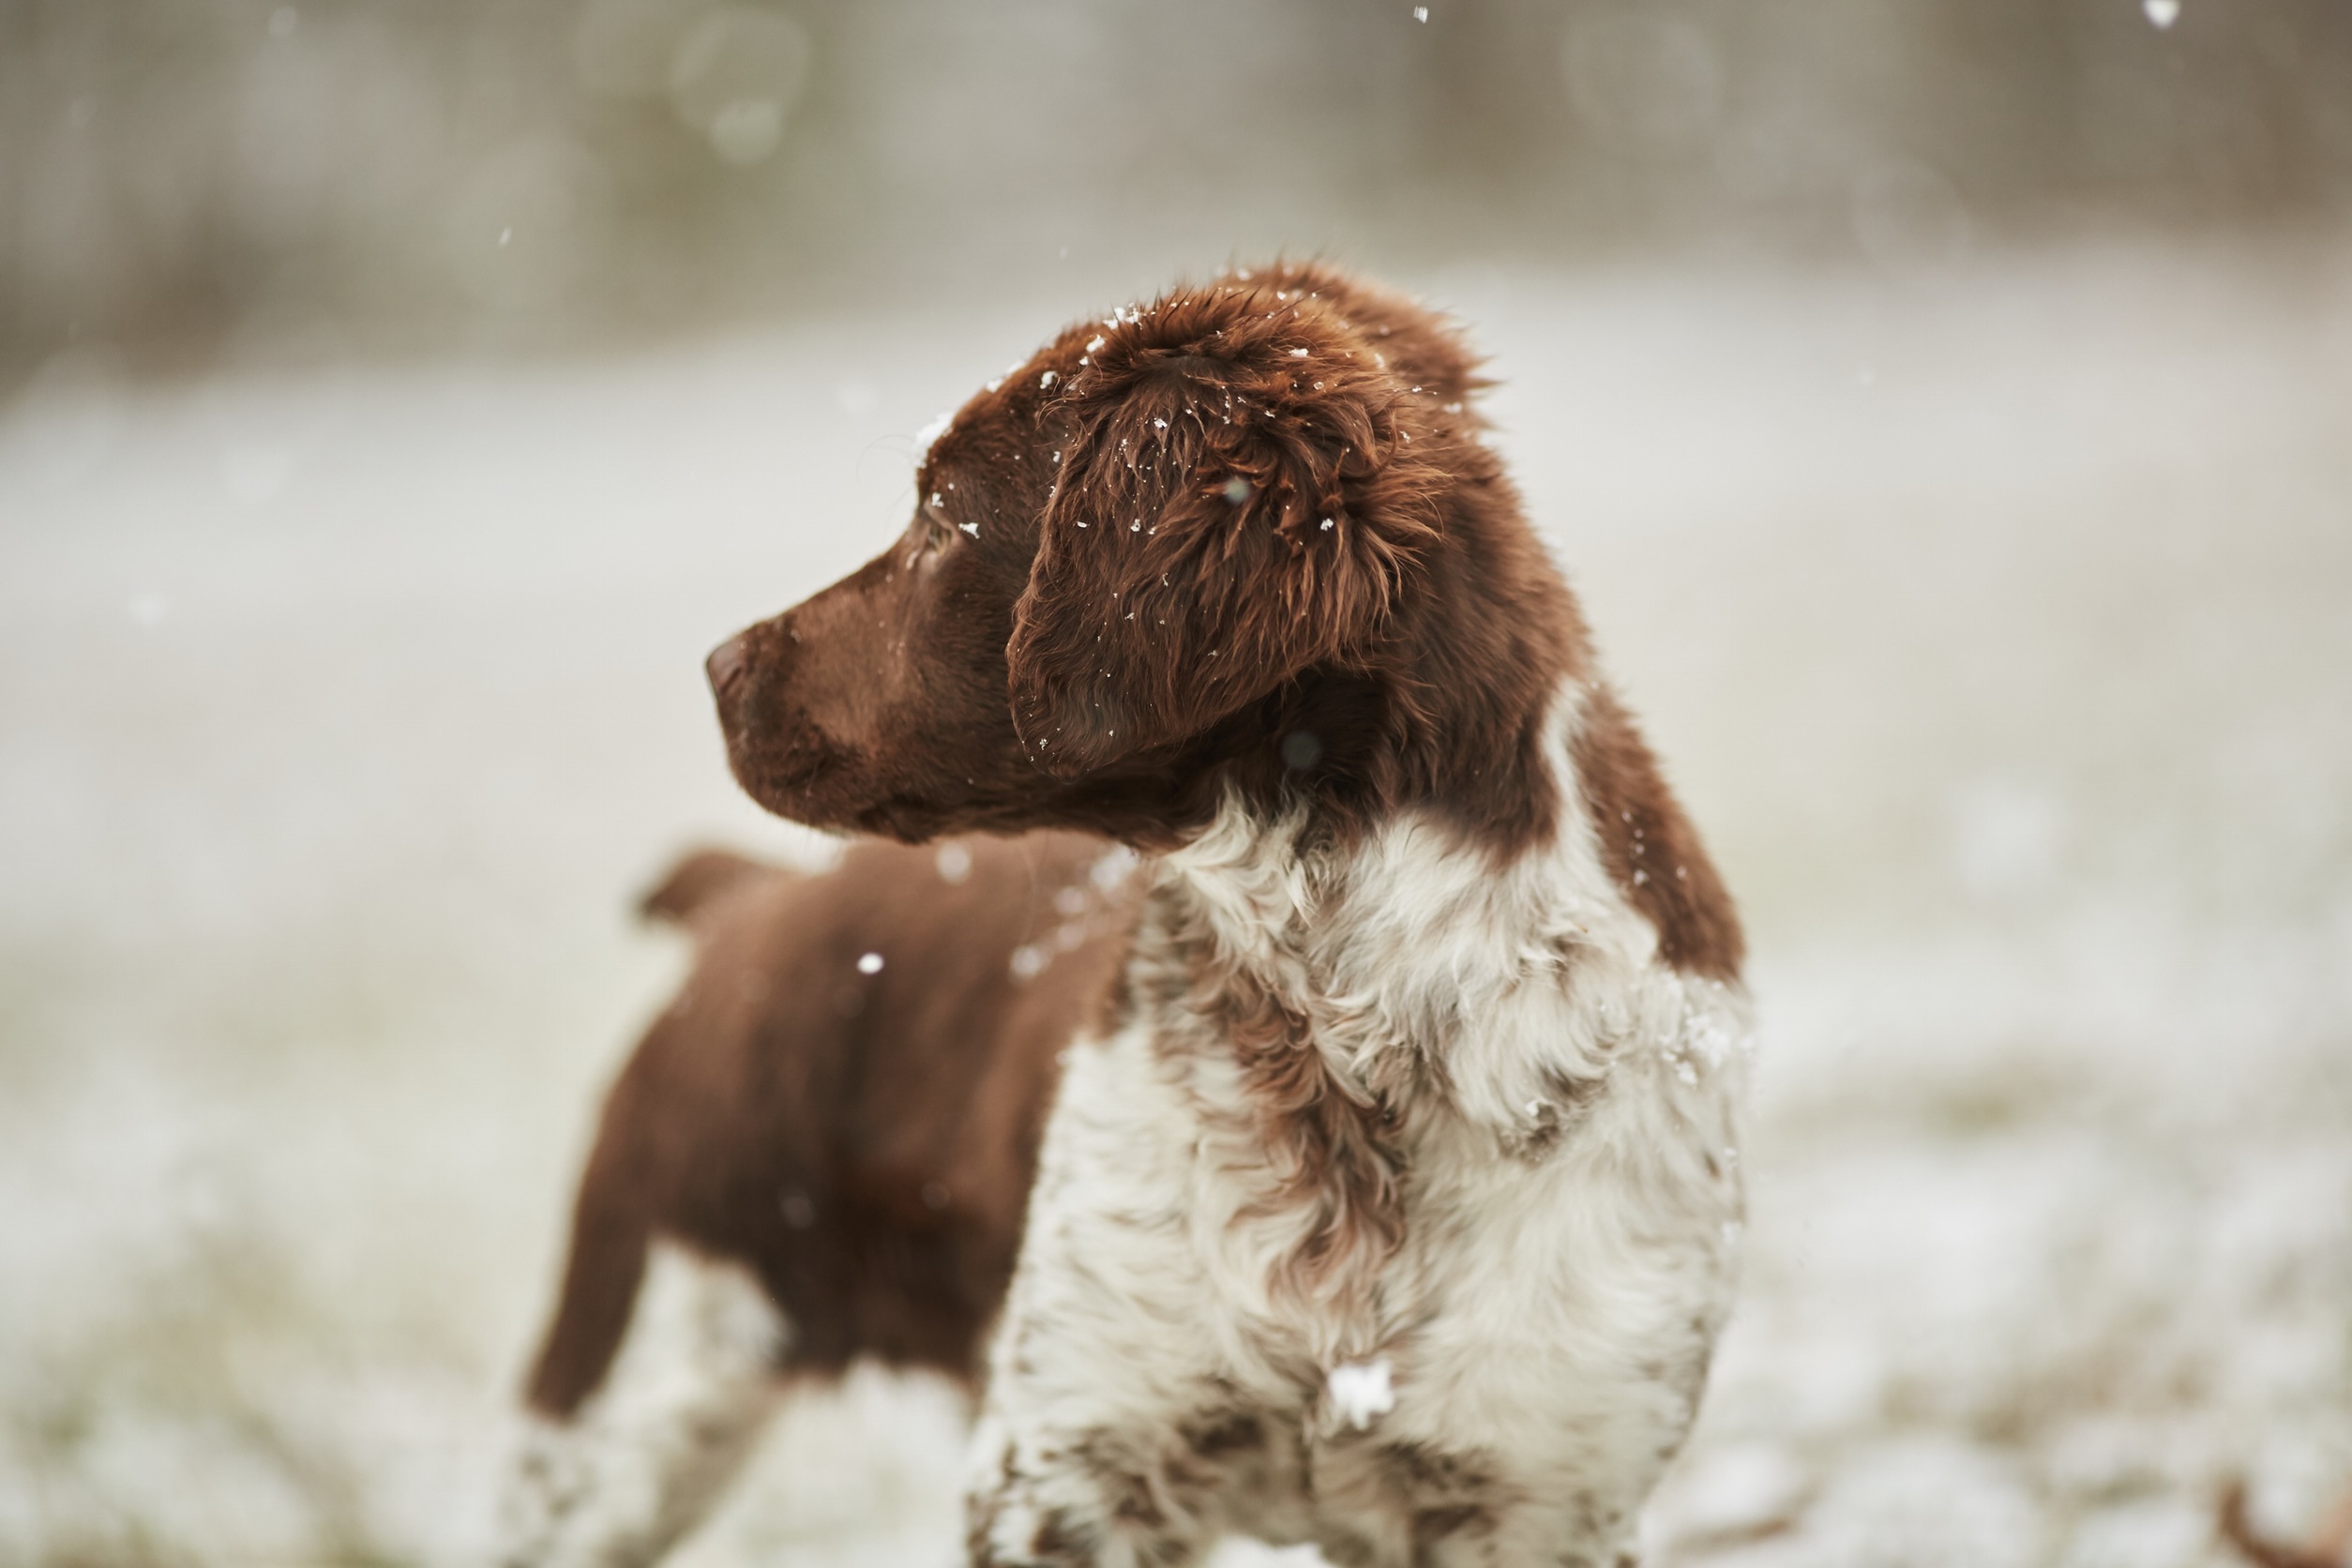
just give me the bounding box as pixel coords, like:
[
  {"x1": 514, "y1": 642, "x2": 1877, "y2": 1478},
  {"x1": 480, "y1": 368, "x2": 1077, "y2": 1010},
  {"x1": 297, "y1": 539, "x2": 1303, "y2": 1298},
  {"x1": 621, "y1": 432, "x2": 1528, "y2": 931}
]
[
  {"x1": 1326, "y1": 1361, "x2": 1395, "y2": 1431},
  {"x1": 1091, "y1": 846, "x2": 1139, "y2": 891}
]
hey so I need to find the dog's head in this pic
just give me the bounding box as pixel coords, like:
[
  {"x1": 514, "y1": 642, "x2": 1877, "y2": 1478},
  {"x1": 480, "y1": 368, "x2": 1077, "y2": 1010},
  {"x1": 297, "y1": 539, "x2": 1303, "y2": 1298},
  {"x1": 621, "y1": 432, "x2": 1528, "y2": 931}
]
[{"x1": 709, "y1": 264, "x2": 1535, "y2": 845}]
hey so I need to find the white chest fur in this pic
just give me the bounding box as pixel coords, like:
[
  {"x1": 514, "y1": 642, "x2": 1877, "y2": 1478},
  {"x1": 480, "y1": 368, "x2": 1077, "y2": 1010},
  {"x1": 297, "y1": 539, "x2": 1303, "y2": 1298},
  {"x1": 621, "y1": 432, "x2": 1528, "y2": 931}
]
[{"x1": 971, "y1": 685, "x2": 1753, "y2": 1567}]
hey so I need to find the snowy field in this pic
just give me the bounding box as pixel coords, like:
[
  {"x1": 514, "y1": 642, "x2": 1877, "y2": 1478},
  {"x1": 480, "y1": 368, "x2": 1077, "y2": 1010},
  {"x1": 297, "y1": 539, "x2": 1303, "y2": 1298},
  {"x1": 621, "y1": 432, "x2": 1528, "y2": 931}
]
[{"x1": 4, "y1": 236, "x2": 2349, "y2": 1568}]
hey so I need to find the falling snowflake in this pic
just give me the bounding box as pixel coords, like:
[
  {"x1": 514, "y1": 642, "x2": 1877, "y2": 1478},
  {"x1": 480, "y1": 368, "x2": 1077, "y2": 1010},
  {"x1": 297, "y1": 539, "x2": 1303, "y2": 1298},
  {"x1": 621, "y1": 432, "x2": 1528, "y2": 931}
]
[{"x1": 1327, "y1": 1360, "x2": 1395, "y2": 1429}]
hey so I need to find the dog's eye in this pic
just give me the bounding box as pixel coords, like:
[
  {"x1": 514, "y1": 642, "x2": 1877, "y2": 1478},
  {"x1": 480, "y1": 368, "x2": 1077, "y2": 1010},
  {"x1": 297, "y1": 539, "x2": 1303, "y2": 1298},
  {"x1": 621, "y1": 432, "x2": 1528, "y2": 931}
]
[{"x1": 912, "y1": 506, "x2": 957, "y2": 554}]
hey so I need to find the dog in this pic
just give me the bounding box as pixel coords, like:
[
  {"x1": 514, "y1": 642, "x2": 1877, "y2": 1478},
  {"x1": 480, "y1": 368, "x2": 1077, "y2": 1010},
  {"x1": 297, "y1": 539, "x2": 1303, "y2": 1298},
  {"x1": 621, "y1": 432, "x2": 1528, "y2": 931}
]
[{"x1": 500, "y1": 262, "x2": 1750, "y2": 1568}]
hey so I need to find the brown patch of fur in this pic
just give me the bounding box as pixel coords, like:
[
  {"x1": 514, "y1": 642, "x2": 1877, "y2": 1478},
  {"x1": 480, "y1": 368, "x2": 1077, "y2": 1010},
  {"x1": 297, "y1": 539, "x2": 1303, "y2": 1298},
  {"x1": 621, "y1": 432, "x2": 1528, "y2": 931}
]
[
  {"x1": 1570, "y1": 684, "x2": 1744, "y2": 981},
  {"x1": 1182, "y1": 1410, "x2": 1266, "y2": 1459},
  {"x1": 1080, "y1": 1451, "x2": 1169, "y2": 1532},
  {"x1": 1379, "y1": 1441, "x2": 1506, "y2": 1560},
  {"x1": 1016, "y1": 1467, "x2": 1195, "y2": 1568},
  {"x1": 1063, "y1": 1417, "x2": 1293, "y2": 1566},
  {"x1": 522, "y1": 833, "x2": 1130, "y2": 1417},
  {"x1": 1411, "y1": 1503, "x2": 1494, "y2": 1548},
  {"x1": 1147, "y1": 890, "x2": 1405, "y2": 1322},
  {"x1": 1225, "y1": 967, "x2": 1405, "y2": 1311},
  {"x1": 1380, "y1": 1440, "x2": 1497, "y2": 1495},
  {"x1": 965, "y1": 1449, "x2": 1020, "y2": 1568},
  {"x1": 1510, "y1": 1064, "x2": 1609, "y2": 1163},
  {"x1": 1318, "y1": 1534, "x2": 1384, "y2": 1568},
  {"x1": 1027, "y1": 1507, "x2": 1097, "y2": 1563}
]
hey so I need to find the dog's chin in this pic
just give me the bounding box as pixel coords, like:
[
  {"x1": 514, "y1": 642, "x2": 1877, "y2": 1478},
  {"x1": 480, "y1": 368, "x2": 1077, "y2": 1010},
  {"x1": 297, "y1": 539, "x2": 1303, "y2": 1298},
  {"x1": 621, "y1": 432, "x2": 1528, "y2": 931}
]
[
  {"x1": 722, "y1": 724, "x2": 865, "y2": 829},
  {"x1": 725, "y1": 746, "x2": 956, "y2": 842},
  {"x1": 848, "y1": 798, "x2": 959, "y2": 843},
  {"x1": 729, "y1": 763, "x2": 861, "y2": 834},
  {"x1": 744, "y1": 785, "x2": 969, "y2": 844}
]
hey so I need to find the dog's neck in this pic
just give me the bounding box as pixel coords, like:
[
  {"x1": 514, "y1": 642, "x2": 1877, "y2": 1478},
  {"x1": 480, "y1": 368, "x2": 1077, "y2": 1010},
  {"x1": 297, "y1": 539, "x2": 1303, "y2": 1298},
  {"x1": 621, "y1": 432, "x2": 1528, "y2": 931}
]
[
  {"x1": 1252, "y1": 521, "x2": 1591, "y2": 865},
  {"x1": 1128, "y1": 519, "x2": 1612, "y2": 1105},
  {"x1": 1145, "y1": 676, "x2": 1613, "y2": 1093},
  {"x1": 1120, "y1": 676, "x2": 1705, "y2": 1349}
]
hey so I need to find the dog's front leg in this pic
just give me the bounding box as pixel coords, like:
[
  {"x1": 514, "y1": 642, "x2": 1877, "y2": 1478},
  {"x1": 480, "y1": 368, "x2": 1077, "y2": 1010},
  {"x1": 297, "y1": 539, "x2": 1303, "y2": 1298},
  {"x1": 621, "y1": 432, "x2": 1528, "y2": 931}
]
[
  {"x1": 961, "y1": 1218, "x2": 1238, "y2": 1568},
  {"x1": 964, "y1": 1408, "x2": 1220, "y2": 1568},
  {"x1": 960, "y1": 1033, "x2": 1257, "y2": 1568}
]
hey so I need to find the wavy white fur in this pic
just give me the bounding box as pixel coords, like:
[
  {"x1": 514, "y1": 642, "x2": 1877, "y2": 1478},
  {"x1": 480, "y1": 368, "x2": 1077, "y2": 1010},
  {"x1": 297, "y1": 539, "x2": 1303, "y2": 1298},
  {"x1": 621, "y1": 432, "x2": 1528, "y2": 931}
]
[{"x1": 970, "y1": 678, "x2": 1753, "y2": 1568}]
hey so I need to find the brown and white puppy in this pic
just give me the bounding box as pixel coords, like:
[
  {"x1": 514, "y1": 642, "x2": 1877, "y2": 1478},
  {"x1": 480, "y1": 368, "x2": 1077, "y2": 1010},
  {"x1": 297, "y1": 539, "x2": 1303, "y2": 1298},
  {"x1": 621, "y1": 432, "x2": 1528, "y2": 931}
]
[{"x1": 502, "y1": 263, "x2": 1748, "y2": 1568}]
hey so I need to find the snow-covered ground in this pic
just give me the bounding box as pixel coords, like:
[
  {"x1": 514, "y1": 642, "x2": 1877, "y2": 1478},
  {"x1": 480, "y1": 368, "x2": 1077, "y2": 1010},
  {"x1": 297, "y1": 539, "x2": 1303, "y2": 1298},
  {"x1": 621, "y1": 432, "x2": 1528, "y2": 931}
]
[{"x1": 4, "y1": 237, "x2": 2349, "y2": 1568}]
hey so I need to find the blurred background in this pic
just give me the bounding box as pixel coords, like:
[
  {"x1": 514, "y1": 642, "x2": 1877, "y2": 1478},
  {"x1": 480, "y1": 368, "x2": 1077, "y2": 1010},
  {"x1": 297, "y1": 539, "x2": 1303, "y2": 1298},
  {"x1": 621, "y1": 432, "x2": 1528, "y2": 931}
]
[
  {"x1": 3, "y1": 2, "x2": 2349, "y2": 1565},
  {"x1": 9, "y1": 0, "x2": 2352, "y2": 369}
]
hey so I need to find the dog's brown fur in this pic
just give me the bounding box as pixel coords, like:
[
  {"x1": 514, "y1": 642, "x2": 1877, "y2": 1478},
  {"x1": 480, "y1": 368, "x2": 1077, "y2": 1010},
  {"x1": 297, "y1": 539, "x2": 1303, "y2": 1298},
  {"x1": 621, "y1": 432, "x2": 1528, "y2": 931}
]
[{"x1": 525, "y1": 833, "x2": 1128, "y2": 1416}]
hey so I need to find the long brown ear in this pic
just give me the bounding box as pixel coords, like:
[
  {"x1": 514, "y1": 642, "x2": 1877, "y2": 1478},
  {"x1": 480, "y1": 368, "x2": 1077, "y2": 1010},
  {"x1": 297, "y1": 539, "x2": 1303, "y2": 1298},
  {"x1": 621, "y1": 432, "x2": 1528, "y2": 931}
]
[{"x1": 1007, "y1": 283, "x2": 1445, "y2": 777}]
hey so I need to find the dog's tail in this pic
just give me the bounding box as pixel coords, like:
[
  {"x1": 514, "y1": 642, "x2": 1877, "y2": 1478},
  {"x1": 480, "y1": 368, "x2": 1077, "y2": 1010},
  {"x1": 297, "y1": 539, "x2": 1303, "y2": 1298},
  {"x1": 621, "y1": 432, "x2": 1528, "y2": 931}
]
[
  {"x1": 636, "y1": 847, "x2": 776, "y2": 933},
  {"x1": 522, "y1": 1133, "x2": 652, "y2": 1419}
]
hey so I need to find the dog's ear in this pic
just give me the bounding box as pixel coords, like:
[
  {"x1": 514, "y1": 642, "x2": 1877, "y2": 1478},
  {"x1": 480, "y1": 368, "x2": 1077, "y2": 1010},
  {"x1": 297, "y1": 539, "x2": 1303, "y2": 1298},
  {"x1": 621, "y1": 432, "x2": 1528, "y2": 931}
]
[{"x1": 1006, "y1": 285, "x2": 1444, "y2": 777}]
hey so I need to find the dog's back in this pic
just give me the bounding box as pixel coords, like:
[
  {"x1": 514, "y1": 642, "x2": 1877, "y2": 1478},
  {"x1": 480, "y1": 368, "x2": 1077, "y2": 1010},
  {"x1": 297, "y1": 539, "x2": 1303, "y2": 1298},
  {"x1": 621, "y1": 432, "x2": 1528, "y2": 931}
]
[{"x1": 524, "y1": 831, "x2": 1134, "y2": 1421}]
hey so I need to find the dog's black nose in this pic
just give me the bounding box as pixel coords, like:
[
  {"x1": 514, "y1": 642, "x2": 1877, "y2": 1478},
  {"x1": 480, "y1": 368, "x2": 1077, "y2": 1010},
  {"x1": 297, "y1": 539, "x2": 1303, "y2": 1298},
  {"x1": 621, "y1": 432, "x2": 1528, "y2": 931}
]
[{"x1": 706, "y1": 635, "x2": 748, "y2": 698}]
